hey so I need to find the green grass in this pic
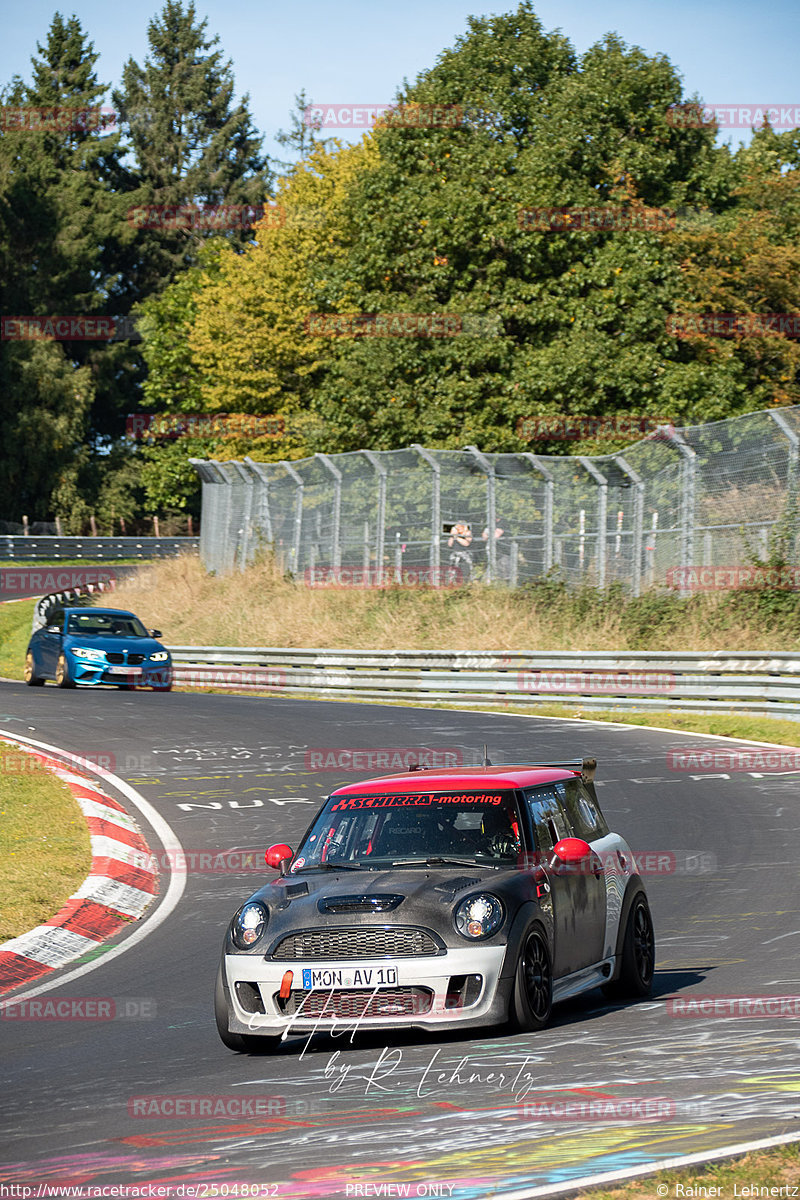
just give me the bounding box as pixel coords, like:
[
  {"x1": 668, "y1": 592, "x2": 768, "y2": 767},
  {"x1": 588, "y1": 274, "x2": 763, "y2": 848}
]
[
  {"x1": 585, "y1": 1140, "x2": 800, "y2": 1200},
  {"x1": 0, "y1": 738, "x2": 92, "y2": 941},
  {"x1": 0, "y1": 599, "x2": 37, "y2": 681}
]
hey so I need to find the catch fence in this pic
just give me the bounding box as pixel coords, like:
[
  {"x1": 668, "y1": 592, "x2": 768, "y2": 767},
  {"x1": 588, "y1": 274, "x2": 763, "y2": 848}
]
[{"x1": 191, "y1": 405, "x2": 800, "y2": 592}]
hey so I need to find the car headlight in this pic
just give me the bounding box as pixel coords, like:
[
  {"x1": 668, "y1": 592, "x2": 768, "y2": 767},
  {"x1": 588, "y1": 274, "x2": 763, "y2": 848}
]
[
  {"x1": 454, "y1": 893, "x2": 504, "y2": 940},
  {"x1": 149, "y1": 652, "x2": 169, "y2": 662},
  {"x1": 72, "y1": 647, "x2": 106, "y2": 663},
  {"x1": 230, "y1": 902, "x2": 268, "y2": 950}
]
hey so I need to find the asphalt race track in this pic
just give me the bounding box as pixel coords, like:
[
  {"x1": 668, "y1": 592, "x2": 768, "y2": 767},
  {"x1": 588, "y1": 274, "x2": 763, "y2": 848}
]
[{"x1": 2, "y1": 685, "x2": 800, "y2": 1197}]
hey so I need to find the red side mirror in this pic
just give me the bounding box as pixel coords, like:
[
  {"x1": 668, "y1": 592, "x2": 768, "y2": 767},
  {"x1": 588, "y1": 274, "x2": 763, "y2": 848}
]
[
  {"x1": 550, "y1": 837, "x2": 599, "y2": 875},
  {"x1": 265, "y1": 843, "x2": 294, "y2": 874}
]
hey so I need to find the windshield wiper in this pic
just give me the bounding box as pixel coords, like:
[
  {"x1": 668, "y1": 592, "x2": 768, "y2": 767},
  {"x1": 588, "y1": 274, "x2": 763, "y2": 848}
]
[
  {"x1": 293, "y1": 861, "x2": 364, "y2": 872},
  {"x1": 391, "y1": 857, "x2": 494, "y2": 869}
]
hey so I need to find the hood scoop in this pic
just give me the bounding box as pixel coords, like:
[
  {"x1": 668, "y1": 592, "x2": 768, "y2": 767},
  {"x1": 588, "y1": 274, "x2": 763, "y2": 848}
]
[
  {"x1": 433, "y1": 876, "x2": 483, "y2": 897},
  {"x1": 318, "y1": 893, "x2": 404, "y2": 914}
]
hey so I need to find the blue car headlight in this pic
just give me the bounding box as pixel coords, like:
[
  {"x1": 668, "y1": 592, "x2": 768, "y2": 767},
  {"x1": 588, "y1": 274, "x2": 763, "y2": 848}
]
[
  {"x1": 72, "y1": 647, "x2": 106, "y2": 663},
  {"x1": 454, "y1": 893, "x2": 505, "y2": 940},
  {"x1": 231, "y1": 902, "x2": 268, "y2": 950},
  {"x1": 149, "y1": 652, "x2": 170, "y2": 662}
]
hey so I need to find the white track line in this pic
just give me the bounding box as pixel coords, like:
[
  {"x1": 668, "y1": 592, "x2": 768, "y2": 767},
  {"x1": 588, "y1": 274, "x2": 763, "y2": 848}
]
[
  {"x1": 0, "y1": 728, "x2": 186, "y2": 1000},
  {"x1": 479, "y1": 1129, "x2": 800, "y2": 1198}
]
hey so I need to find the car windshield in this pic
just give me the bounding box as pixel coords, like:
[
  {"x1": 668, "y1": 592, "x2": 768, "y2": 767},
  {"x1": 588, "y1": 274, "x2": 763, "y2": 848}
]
[
  {"x1": 66, "y1": 613, "x2": 149, "y2": 638},
  {"x1": 292, "y1": 789, "x2": 522, "y2": 870}
]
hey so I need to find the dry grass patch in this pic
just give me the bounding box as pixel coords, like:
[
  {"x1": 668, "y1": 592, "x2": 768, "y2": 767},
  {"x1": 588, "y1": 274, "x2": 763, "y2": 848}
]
[
  {"x1": 0, "y1": 740, "x2": 92, "y2": 942},
  {"x1": 108, "y1": 553, "x2": 800, "y2": 653}
]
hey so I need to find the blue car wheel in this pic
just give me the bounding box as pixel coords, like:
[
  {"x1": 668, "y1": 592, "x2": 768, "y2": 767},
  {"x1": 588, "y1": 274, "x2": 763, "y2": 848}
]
[{"x1": 24, "y1": 651, "x2": 44, "y2": 687}]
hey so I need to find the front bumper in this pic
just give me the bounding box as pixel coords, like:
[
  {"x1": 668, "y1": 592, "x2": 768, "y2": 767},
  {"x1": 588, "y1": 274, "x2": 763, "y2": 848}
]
[
  {"x1": 223, "y1": 945, "x2": 510, "y2": 1037},
  {"x1": 70, "y1": 659, "x2": 172, "y2": 687}
]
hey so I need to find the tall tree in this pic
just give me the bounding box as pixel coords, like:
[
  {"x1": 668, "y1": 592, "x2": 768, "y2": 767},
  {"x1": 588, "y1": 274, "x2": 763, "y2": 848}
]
[
  {"x1": 112, "y1": 0, "x2": 271, "y2": 302},
  {"x1": 0, "y1": 14, "x2": 122, "y2": 522}
]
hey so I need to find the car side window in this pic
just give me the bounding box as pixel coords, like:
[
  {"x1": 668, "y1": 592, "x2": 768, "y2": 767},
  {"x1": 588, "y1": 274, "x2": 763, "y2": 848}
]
[
  {"x1": 523, "y1": 786, "x2": 569, "y2": 855},
  {"x1": 556, "y1": 779, "x2": 608, "y2": 841}
]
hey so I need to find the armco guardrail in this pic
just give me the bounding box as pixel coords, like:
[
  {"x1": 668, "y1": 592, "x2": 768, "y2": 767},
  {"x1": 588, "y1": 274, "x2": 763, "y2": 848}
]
[
  {"x1": 2, "y1": 536, "x2": 199, "y2": 560},
  {"x1": 168, "y1": 647, "x2": 799, "y2": 720}
]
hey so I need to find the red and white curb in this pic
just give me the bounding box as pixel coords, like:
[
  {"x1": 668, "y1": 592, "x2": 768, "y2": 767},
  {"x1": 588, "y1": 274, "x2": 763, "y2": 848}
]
[{"x1": 0, "y1": 738, "x2": 159, "y2": 993}]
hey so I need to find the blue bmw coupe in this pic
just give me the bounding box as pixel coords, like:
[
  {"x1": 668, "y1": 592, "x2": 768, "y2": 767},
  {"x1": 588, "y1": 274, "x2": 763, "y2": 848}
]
[{"x1": 24, "y1": 606, "x2": 172, "y2": 690}]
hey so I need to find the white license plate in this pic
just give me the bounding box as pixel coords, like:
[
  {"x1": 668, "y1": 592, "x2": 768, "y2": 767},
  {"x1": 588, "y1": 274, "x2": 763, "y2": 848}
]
[
  {"x1": 301, "y1": 965, "x2": 398, "y2": 989},
  {"x1": 107, "y1": 666, "x2": 142, "y2": 675}
]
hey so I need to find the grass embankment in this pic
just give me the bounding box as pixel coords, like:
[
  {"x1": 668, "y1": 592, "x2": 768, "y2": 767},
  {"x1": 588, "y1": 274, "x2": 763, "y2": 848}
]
[
  {"x1": 0, "y1": 599, "x2": 36, "y2": 681},
  {"x1": 111, "y1": 553, "x2": 800, "y2": 652},
  {"x1": 0, "y1": 739, "x2": 92, "y2": 942},
  {"x1": 589, "y1": 1142, "x2": 800, "y2": 1200}
]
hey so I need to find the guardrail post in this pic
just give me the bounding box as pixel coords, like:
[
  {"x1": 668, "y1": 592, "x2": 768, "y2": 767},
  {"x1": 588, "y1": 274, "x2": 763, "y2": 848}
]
[
  {"x1": 280, "y1": 461, "x2": 304, "y2": 576},
  {"x1": 316, "y1": 453, "x2": 342, "y2": 570},
  {"x1": 412, "y1": 444, "x2": 441, "y2": 572},
  {"x1": 361, "y1": 450, "x2": 387, "y2": 579},
  {"x1": 614, "y1": 454, "x2": 645, "y2": 597},
  {"x1": 578, "y1": 458, "x2": 607, "y2": 587},
  {"x1": 466, "y1": 446, "x2": 496, "y2": 581}
]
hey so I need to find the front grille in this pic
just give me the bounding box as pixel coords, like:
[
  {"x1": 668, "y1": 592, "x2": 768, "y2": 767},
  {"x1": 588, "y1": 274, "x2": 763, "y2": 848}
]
[
  {"x1": 128, "y1": 653, "x2": 145, "y2": 665},
  {"x1": 271, "y1": 926, "x2": 440, "y2": 960},
  {"x1": 106, "y1": 652, "x2": 124, "y2": 664},
  {"x1": 279, "y1": 987, "x2": 433, "y2": 1018}
]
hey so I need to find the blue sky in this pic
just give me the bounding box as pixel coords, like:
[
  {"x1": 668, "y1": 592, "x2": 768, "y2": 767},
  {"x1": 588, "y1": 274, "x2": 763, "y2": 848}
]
[{"x1": 2, "y1": 0, "x2": 798, "y2": 162}]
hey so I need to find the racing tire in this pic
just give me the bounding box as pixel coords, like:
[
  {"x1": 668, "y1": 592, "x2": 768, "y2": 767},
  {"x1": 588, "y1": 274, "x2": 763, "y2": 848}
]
[
  {"x1": 24, "y1": 652, "x2": 44, "y2": 686},
  {"x1": 603, "y1": 893, "x2": 654, "y2": 1000},
  {"x1": 55, "y1": 653, "x2": 75, "y2": 689},
  {"x1": 214, "y1": 963, "x2": 281, "y2": 1053},
  {"x1": 509, "y1": 925, "x2": 553, "y2": 1032}
]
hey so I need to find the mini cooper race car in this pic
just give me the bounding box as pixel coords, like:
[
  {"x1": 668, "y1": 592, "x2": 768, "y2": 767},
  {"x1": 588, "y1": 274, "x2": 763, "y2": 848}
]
[
  {"x1": 24, "y1": 606, "x2": 172, "y2": 690},
  {"x1": 215, "y1": 757, "x2": 655, "y2": 1051}
]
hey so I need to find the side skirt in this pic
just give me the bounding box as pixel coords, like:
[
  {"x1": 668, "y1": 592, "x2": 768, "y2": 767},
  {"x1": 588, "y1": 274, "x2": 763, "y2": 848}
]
[{"x1": 553, "y1": 958, "x2": 615, "y2": 1003}]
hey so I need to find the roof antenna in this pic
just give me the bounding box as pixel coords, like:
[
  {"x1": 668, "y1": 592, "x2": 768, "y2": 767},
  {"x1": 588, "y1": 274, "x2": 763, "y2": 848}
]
[{"x1": 482, "y1": 744, "x2": 493, "y2": 767}]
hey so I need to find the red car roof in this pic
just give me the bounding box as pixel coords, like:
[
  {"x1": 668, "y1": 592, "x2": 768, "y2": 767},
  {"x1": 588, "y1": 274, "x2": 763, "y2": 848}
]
[{"x1": 330, "y1": 765, "x2": 579, "y2": 796}]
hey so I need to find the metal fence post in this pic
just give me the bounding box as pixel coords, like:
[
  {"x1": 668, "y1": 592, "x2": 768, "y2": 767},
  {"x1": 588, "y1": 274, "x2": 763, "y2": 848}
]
[
  {"x1": 316, "y1": 453, "x2": 342, "y2": 570},
  {"x1": 578, "y1": 458, "x2": 607, "y2": 587},
  {"x1": 466, "y1": 446, "x2": 496, "y2": 580},
  {"x1": 412, "y1": 445, "x2": 441, "y2": 571},
  {"x1": 614, "y1": 454, "x2": 645, "y2": 596},
  {"x1": 231, "y1": 461, "x2": 255, "y2": 571},
  {"x1": 243, "y1": 457, "x2": 274, "y2": 548},
  {"x1": 280, "y1": 461, "x2": 304, "y2": 576},
  {"x1": 518, "y1": 454, "x2": 554, "y2": 574},
  {"x1": 661, "y1": 428, "x2": 696, "y2": 594},
  {"x1": 361, "y1": 450, "x2": 387, "y2": 579}
]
